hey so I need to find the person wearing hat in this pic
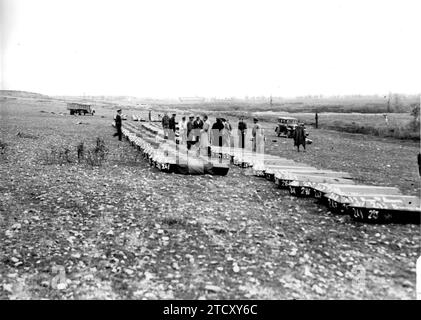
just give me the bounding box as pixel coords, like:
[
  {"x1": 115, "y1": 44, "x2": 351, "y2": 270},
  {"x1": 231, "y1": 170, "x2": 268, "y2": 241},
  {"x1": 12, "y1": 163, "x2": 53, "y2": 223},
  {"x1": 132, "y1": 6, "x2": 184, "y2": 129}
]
[
  {"x1": 113, "y1": 109, "x2": 123, "y2": 141},
  {"x1": 186, "y1": 115, "x2": 195, "y2": 150},
  {"x1": 211, "y1": 118, "x2": 224, "y2": 147},
  {"x1": 293, "y1": 123, "x2": 306, "y2": 152},
  {"x1": 238, "y1": 116, "x2": 247, "y2": 149},
  {"x1": 252, "y1": 118, "x2": 265, "y2": 153},
  {"x1": 193, "y1": 115, "x2": 204, "y2": 145}
]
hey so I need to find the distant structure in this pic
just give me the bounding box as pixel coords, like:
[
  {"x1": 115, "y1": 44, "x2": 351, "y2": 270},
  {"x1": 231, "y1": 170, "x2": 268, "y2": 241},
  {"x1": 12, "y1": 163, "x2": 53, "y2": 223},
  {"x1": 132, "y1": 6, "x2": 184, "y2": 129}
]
[
  {"x1": 178, "y1": 97, "x2": 205, "y2": 103},
  {"x1": 210, "y1": 97, "x2": 238, "y2": 103}
]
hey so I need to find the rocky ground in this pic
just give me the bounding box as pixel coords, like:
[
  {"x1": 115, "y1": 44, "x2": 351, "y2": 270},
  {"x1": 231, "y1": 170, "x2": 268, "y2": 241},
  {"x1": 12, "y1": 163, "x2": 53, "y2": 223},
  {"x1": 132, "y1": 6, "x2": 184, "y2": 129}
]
[{"x1": 0, "y1": 98, "x2": 419, "y2": 299}]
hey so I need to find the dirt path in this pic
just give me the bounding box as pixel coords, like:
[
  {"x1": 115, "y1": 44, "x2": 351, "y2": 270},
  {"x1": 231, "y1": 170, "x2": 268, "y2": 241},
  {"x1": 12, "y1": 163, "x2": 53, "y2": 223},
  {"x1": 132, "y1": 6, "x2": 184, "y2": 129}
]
[{"x1": 0, "y1": 99, "x2": 419, "y2": 299}]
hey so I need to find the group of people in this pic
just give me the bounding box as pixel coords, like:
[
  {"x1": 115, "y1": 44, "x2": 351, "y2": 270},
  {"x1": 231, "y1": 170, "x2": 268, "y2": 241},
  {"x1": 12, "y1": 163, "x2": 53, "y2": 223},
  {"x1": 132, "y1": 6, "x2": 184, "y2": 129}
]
[
  {"x1": 114, "y1": 108, "x2": 303, "y2": 154},
  {"x1": 160, "y1": 113, "x2": 266, "y2": 154},
  {"x1": 177, "y1": 115, "x2": 224, "y2": 155},
  {"x1": 161, "y1": 113, "x2": 177, "y2": 140}
]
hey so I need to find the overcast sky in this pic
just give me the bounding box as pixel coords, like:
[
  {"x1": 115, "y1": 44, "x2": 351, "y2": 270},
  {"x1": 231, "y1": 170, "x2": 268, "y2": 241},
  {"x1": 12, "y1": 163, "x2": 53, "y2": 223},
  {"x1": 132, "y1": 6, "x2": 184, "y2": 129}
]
[{"x1": 1, "y1": 0, "x2": 420, "y2": 98}]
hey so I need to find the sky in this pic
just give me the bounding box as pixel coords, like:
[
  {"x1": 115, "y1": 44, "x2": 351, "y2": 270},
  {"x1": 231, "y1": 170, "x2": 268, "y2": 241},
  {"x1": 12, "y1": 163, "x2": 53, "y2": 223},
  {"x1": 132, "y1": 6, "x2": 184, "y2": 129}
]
[{"x1": 1, "y1": 0, "x2": 420, "y2": 98}]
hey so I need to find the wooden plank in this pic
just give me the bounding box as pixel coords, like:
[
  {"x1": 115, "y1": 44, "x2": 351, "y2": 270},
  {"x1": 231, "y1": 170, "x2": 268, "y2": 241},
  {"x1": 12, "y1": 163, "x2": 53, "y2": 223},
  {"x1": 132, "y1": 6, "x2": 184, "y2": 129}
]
[
  {"x1": 276, "y1": 172, "x2": 353, "y2": 182},
  {"x1": 323, "y1": 184, "x2": 402, "y2": 196},
  {"x1": 348, "y1": 203, "x2": 420, "y2": 223},
  {"x1": 347, "y1": 195, "x2": 420, "y2": 211},
  {"x1": 124, "y1": 124, "x2": 229, "y2": 176},
  {"x1": 287, "y1": 176, "x2": 355, "y2": 196}
]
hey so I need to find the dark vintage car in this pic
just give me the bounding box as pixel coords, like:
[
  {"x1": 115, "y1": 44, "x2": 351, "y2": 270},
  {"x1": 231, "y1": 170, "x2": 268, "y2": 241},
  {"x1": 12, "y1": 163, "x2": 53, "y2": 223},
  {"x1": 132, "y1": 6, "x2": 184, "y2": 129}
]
[{"x1": 275, "y1": 117, "x2": 299, "y2": 137}]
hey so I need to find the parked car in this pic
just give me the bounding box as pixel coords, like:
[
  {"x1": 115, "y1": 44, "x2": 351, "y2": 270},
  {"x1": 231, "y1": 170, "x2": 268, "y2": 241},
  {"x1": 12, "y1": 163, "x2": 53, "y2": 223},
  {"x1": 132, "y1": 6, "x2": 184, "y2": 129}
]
[{"x1": 275, "y1": 117, "x2": 299, "y2": 137}]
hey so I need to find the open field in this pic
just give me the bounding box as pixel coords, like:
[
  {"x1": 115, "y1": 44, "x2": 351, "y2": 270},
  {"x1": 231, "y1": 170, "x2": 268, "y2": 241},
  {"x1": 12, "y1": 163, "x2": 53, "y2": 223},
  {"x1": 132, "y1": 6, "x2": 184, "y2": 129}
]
[
  {"x1": 0, "y1": 95, "x2": 420, "y2": 299},
  {"x1": 55, "y1": 94, "x2": 420, "y2": 113},
  {"x1": 72, "y1": 93, "x2": 418, "y2": 141},
  {"x1": 47, "y1": 92, "x2": 421, "y2": 140},
  {"x1": 252, "y1": 111, "x2": 420, "y2": 140}
]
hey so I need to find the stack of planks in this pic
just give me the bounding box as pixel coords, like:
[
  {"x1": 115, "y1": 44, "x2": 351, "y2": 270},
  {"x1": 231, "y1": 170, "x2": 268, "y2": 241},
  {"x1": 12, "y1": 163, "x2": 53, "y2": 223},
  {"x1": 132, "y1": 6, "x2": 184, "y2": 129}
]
[
  {"x1": 122, "y1": 122, "x2": 229, "y2": 176},
  {"x1": 216, "y1": 146, "x2": 420, "y2": 224}
]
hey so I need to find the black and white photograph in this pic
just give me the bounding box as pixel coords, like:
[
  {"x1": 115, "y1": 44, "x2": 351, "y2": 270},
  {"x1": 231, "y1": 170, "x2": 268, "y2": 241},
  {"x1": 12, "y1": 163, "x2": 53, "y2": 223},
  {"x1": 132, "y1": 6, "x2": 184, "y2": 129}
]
[{"x1": 0, "y1": 0, "x2": 420, "y2": 303}]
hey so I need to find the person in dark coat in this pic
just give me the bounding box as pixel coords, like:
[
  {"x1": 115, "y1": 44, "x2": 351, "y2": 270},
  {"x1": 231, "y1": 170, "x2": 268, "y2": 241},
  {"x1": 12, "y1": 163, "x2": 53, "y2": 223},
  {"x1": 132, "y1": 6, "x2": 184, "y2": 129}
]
[
  {"x1": 211, "y1": 118, "x2": 224, "y2": 147},
  {"x1": 293, "y1": 123, "x2": 306, "y2": 152},
  {"x1": 238, "y1": 116, "x2": 247, "y2": 148},
  {"x1": 193, "y1": 116, "x2": 204, "y2": 129},
  {"x1": 187, "y1": 115, "x2": 195, "y2": 150},
  {"x1": 113, "y1": 109, "x2": 122, "y2": 141},
  {"x1": 193, "y1": 116, "x2": 204, "y2": 144},
  {"x1": 169, "y1": 113, "x2": 176, "y2": 131}
]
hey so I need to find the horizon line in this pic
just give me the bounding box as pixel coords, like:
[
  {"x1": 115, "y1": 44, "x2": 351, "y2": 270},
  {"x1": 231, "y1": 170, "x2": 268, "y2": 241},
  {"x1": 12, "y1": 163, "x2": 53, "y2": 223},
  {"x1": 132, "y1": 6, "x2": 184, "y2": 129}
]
[{"x1": 1, "y1": 89, "x2": 421, "y2": 100}]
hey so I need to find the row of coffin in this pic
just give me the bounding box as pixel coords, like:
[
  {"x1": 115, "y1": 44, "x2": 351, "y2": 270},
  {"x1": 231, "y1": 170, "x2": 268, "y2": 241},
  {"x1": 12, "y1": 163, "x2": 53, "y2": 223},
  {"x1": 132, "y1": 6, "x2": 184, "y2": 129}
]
[
  {"x1": 219, "y1": 147, "x2": 420, "y2": 224},
  {"x1": 121, "y1": 122, "x2": 229, "y2": 176},
  {"x1": 119, "y1": 121, "x2": 420, "y2": 224}
]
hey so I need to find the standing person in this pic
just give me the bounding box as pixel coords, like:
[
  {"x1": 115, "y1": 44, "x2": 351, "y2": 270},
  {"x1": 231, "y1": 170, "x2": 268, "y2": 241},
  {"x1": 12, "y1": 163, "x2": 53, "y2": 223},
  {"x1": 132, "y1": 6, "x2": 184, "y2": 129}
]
[
  {"x1": 211, "y1": 118, "x2": 224, "y2": 160},
  {"x1": 293, "y1": 123, "x2": 306, "y2": 152},
  {"x1": 226, "y1": 119, "x2": 234, "y2": 148},
  {"x1": 187, "y1": 115, "x2": 195, "y2": 150},
  {"x1": 252, "y1": 118, "x2": 265, "y2": 153},
  {"x1": 222, "y1": 118, "x2": 231, "y2": 147},
  {"x1": 149, "y1": 110, "x2": 152, "y2": 121},
  {"x1": 211, "y1": 118, "x2": 224, "y2": 147},
  {"x1": 238, "y1": 116, "x2": 247, "y2": 149},
  {"x1": 200, "y1": 115, "x2": 211, "y2": 157},
  {"x1": 169, "y1": 113, "x2": 177, "y2": 141},
  {"x1": 179, "y1": 116, "x2": 187, "y2": 145},
  {"x1": 193, "y1": 116, "x2": 204, "y2": 129},
  {"x1": 162, "y1": 113, "x2": 170, "y2": 139},
  {"x1": 315, "y1": 113, "x2": 319, "y2": 129},
  {"x1": 193, "y1": 116, "x2": 204, "y2": 144},
  {"x1": 113, "y1": 109, "x2": 123, "y2": 141}
]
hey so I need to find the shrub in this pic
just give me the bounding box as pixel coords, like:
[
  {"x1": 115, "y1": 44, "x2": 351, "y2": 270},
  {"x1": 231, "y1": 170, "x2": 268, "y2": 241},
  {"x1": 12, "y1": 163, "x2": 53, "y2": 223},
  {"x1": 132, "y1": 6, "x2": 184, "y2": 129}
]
[
  {"x1": 321, "y1": 120, "x2": 420, "y2": 141},
  {"x1": 41, "y1": 145, "x2": 74, "y2": 165},
  {"x1": 85, "y1": 138, "x2": 108, "y2": 167},
  {"x1": 409, "y1": 103, "x2": 420, "y2": 132},
  {"x1": 76, "y1": 142, "x2": 85, "y2": 163},
  {"x1": 0, "y1": 140, "x2": 7, "y2": 157},
  {"x1": 40, "y1": 138, "x2": 109, "y2": 166}
]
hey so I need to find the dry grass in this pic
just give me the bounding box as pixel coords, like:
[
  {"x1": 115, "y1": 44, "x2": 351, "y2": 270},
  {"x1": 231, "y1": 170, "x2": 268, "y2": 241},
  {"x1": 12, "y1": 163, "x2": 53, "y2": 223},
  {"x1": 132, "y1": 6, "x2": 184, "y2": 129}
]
[{"x1": 240, "y1": 112, "x2": 420, "y2": 141}]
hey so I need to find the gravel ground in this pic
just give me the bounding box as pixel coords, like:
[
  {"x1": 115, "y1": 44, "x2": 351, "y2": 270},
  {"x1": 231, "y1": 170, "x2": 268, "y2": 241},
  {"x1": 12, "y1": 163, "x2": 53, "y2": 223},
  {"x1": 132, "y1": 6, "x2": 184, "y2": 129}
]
[{"x1": 0, "y1": 98, "x2": 419, "y2": 299}]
